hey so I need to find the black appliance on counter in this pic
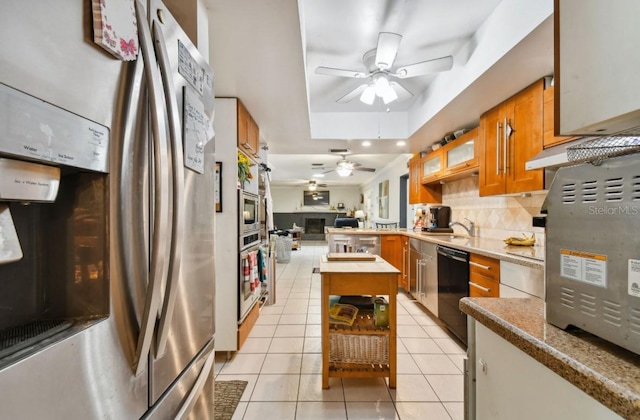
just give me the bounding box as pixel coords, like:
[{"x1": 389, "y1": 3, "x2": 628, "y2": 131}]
[
  {"x1": 423, "y1": 205, "x2": 453, "y2": 233},
  {"x1": 334, "y1": 217, "x2": 359, "y2": 228},
  {"x1": 437, "y1": 245, "x2": 469, "y2": 345}
]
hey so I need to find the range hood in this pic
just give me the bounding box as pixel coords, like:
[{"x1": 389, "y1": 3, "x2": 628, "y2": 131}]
[
  {"x1": 526, "y1": 138, "x2": 591, "y2": 170},
  {"x1": 526, "y1": 134, "x2": 640, "y2": 170}
]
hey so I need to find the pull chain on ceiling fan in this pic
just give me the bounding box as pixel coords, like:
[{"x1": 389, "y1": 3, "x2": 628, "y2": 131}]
[{"x1": 315, "y1": 32, "x2": 453, "y2": 105}]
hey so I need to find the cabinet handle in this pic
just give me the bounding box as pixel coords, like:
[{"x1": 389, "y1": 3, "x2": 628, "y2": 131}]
[
  {"x1": 503, "y1": 117, "x2": 508, "y2": 175},
  {"x1": 402, "y1": 247, "x2": 407, "y2": 279},
  {"x1": 241, "y1": 141, "x2": 255, "y2": 152},
  {"x1": 496, "y1": 121, "x2": 501, "y2": 175},
  {"x1": 469, "y1": 261, "x2": 492, "y2": 271},
  {"x1": 469, "y1": 281, "x2": 491, "y2": 293}
]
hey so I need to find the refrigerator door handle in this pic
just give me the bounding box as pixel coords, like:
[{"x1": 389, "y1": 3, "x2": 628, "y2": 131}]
[
  {"x1": 175, "y1": 347, "x2": 215, "y2": 420},
  {"x1": 152, "y1": 20, "x2": 186, "y2": 358},
  {"x1": 133, "y1": 0, "x2": 172, "y2": 376}
]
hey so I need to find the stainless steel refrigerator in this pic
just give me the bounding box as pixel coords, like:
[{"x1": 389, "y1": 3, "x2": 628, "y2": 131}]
[{"x1": 0, "y1": 1, "x2": 216, "y2": 418}]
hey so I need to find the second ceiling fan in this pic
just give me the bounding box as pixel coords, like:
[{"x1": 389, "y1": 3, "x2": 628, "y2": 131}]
[{"x1": 315, "y1": 32, "x2": 453, "y2": 105}]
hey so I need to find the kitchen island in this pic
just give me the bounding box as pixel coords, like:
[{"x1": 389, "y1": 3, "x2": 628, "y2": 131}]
[
  {"x1": 461, "y1": 298, "x2": 640, "y2": 419},
  {"x1": 319, "y1": 254, "x2": 400, "y2": 389}
]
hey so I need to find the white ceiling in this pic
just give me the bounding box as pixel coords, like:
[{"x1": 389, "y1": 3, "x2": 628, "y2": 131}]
[{"x1": 206, "y1": 0, "x2": 554, "y2": 187}]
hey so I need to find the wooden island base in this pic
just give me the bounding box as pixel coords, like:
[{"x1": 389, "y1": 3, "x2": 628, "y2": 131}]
[{"x1": 319, "y1": 254, "x2": 400, "y2": 389}]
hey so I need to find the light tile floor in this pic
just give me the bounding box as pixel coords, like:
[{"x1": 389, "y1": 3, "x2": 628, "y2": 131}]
[{"x1": 215, "y1": 241, "x2": 465, "y2": 420}]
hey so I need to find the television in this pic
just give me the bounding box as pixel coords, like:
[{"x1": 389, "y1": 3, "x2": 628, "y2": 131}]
[{"x1": 303, "y1": 190, "x2": 330, "y2": 206}]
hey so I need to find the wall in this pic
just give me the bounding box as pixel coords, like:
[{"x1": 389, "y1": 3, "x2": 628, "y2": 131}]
[
  {"x1": 441, "y1": 177, "x2": 546, "y2": 244},
  {"x1": 270, "y1": 185, "x2": 362, "y2": 213},
  {"x1": 360, "y1": 155, "x2": 412, "y2": 228}
]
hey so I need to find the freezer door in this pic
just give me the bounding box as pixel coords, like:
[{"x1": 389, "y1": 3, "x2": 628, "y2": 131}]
[
  {"x1": 147, "y1": 0, "x2": 216, "y2": 405},
  {"x1": 0, "y1": 2, "x2": 148, "y2": 418}
]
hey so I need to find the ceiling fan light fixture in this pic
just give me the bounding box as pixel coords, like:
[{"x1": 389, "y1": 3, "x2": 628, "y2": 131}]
[
  {"x1": 308, "y1": 180, "x2": 317, "y2": 191},
  {"x1": 336, "y1": 166, "x2": 352, "y2": 177},
  {"x1": 359, "y1": 85, "x2": 376, "y2": 105},
  {"x1": 382, "y1": 86, "x2": 398, "y2": 104}
]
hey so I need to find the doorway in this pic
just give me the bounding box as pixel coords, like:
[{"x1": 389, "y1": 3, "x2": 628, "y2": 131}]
[{"x1": 399, "y1": 174, "x2": 408, "y2": 228}]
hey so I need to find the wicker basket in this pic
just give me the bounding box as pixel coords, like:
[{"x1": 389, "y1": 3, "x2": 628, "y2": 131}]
[{"x1": 329, "y1": 334, "x2": 389, "y2": 365}]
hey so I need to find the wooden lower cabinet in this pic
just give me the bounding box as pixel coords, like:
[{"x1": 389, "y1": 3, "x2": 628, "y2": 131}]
[
  {"x1": 381, "y1": 235, "x2": 406, "y2": 289},
  {"x1": 469, "y1": 253, "x2": 500, "y2": 297}
]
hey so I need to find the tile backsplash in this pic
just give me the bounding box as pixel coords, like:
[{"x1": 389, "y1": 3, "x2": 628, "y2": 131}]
[{"x1": 417, "y1": 177, "x2": 547, "y2": 244}]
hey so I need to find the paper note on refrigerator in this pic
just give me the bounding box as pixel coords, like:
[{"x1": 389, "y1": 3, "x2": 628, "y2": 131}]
[{"x1": 183, "y1": 87, "x2": 213, "y2": 173}]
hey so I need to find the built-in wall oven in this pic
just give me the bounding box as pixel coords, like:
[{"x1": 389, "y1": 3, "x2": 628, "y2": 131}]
[{"x1": 238, "y1": 243, "x2": 265, "y2": 321}]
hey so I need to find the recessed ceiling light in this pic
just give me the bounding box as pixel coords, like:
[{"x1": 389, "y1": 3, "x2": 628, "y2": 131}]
[
  {"x1": 362, "y1": 141, "x2": 371, "y2": 147},
  {"x1": 312, "y1": 173, "x2": 325, "y2": 178},
  {"x1": 396, "y1": 140, "x2": 406, "y2": 146}
]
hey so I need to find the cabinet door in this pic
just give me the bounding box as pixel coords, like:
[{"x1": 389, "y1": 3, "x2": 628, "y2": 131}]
[
  {"x1": 237, "y1": 100, "x2": 250, "y2": 151},
  {"x1": 442, "y1": 128, "x2": 479, "y2": 177},
  {"x1": 409, "y1": 156, "x2": 442, "y2": 204},
  {"x1": 543, "y1": 86, "x2": 578, "y2": 148},
  {"x1": 420, "y1": 150, "x2": 443, "y2": 183},
  {"x1": 408, "y1": 156, "x2": 422, "y2": 204},
  {"x1": 556, "y1": 0, "x2": 640, "y2": 136},
  {"x1": 381, "y1": 235, "x2": 402, "y2": 270},
  {"x1": 248, "y1": 116, "x2": 260, "y2": 159},
  {"x1": 507, "y1": 80, "x2": 544, "y2": 193},
  {"x1": 469, "y1": 253, "x2": 500, "y2": 298},
  {"x1": 400, "y1": 237, "x2": 409, "y2": 291},
  {"x1": 479, "y1": 105, "x2": 506, "y2": 196}
]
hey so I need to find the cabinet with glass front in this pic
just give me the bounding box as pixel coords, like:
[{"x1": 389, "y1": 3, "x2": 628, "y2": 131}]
[
  {"x1": 420, "y1": 149, "x2": 443, "y2": 183},
  {"x1": 441, "y1": 127, "x2": 479, "y2": 178}
]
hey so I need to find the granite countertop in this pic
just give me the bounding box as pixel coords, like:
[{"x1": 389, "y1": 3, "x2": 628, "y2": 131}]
[
  {"x1": 325, "y1": 228, "x2": 544, "y2": 270},
  {"x1": 460, "y1": 297, "x2": 640, "y2": 419}
]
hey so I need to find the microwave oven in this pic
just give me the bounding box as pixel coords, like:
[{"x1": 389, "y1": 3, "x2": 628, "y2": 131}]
[{"x1": 240, "y1": 191, "x2": 260, "y2": 235}]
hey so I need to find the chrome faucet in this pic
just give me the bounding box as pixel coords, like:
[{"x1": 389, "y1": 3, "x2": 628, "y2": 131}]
[{"x1": 449, "y1": 218, "x2": 475, "y2": 237}]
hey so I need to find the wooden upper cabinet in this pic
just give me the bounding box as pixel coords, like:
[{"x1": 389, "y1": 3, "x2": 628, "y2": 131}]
[
  {"x1": 408, "y1": 155, "x2": 442, "y2": 204},
  {"x1": 543, "y1": 86, "x2": 578, "y2": 148},
  {"x1": 237, "y1": 99, "x2": 260, "y2": 159},
  {"x1": 420, "y1": 149, "x2": 443, "y2": 184},
  {"x1": 441, "y1": 127, "x2": 479, "y2": 178},
  {"x1": 479, "y1": 80, "x2": 545, "y2": 196}
]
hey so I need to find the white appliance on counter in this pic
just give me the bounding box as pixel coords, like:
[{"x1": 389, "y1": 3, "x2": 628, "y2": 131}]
[{"x1": 0, "y1": 1, "x2": 216, "y2": 418}]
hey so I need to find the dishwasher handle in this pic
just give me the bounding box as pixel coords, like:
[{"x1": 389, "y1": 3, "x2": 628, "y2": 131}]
[{"x1": 437, "y1": 246, "x2": 469, "y2": 263}]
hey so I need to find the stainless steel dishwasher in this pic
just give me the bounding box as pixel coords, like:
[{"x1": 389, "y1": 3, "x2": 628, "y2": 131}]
[
  {"x1": 408, "y1": 239, "x2": 438, "y2": 316},
  {"x1": 437, "y1": 245, "x2": 469, "y2": 345}
]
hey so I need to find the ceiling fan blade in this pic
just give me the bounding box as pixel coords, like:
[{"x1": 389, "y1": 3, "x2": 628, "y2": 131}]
[
  {"x1": 393, "y1": 55, "x2": 453, "y2": 78},
  {"x1": 315, "y1": 66, "x2": 367, "y2": 78},
  {"x1": 354, "y1": 167, "x2": 376, "y2": 172},
  {"x1": 336, "y1": 84, "x2": 368, "y2": 103},
  {"x1": 389, "y1": 81, "x2": 414, "y2": 102},
  {"x1": 375, "y1": 32, "x2": 402, "y2": 70}
]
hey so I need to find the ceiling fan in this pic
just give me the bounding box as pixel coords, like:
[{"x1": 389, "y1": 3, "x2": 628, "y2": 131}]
[
  {"x1": 324, "y1": 152, "x2": 376, "y2": 177},
  {"x1": 315, "y1": 32, "x2": 453, "y2": 105},
  {"x1": 304, "y1": 180, "x2": 327, "y2": 191}
]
